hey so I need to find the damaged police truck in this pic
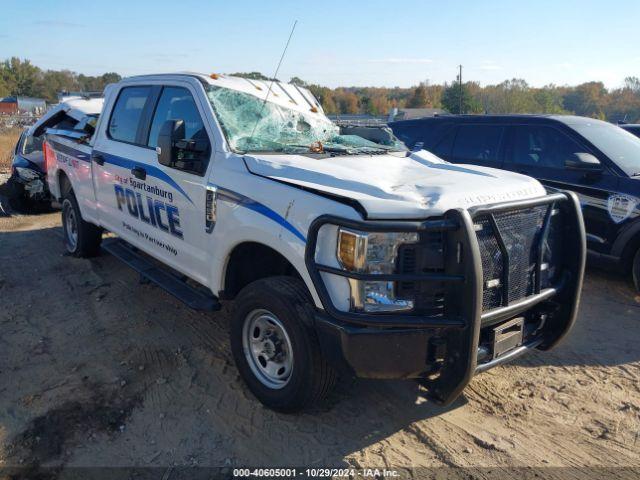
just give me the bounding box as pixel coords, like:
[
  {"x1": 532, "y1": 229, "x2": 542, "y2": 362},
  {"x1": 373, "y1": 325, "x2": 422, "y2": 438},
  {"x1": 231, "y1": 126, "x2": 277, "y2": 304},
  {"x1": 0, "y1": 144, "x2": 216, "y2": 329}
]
[{"x1": 45, "y1": 73, "x2": 586, "y2": 412}]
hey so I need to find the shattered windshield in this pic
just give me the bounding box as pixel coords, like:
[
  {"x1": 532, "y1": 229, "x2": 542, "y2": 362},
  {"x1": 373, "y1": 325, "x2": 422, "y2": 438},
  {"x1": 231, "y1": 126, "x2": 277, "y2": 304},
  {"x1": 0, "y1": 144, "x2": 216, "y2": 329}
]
[{"x1": 206, "y1": 85, "x2": 406, "y2": 155}]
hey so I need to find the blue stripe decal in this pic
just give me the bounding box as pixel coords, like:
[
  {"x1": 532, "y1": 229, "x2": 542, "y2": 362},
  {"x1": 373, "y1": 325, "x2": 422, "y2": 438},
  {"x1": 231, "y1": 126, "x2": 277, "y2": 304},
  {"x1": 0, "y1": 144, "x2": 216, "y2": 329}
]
[
  {"x1": 96, "y1": 151, "x2": 194, "y2": 205},
  {"x1": 216, "y1": 186, "x2": 306, "y2": 243},
  {"x1": 48, "y1": 140, "x2": 91, "y2": 162},
  {"x1": 48, "y1": 140, "x2": 194, "y2": 205}
]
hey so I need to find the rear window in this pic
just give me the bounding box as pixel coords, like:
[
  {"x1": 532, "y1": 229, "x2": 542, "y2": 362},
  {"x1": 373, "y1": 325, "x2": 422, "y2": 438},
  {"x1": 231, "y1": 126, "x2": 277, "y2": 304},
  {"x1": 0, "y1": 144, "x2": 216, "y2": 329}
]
[
  {"x1": 108, "y1": 86, "x2": 151, "y2": 144},
  {"x1": 452, "y1": 125, "x2": 504, "y2": 163}
]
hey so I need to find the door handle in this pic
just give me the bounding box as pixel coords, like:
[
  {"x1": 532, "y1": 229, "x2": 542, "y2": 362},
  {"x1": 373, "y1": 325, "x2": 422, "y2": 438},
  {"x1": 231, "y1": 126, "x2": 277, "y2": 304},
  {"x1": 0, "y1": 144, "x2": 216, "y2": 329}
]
[
  {"x1": 92, "y1": 153, "x2": 105, "y2": 166},
  {"x1": 131, "y1": 166, "x2": 146, "y2": 180}
]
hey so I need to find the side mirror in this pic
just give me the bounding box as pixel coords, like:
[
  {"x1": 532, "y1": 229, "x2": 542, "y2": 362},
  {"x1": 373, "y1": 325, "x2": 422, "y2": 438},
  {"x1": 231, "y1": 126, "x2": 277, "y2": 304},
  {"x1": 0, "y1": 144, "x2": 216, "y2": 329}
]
[
  {"x1": 157, "y1": 120, "x2": 185, "y2": 167},
  {"x1": 565, "y1": 152, "x2": 602, "y2": 172}
]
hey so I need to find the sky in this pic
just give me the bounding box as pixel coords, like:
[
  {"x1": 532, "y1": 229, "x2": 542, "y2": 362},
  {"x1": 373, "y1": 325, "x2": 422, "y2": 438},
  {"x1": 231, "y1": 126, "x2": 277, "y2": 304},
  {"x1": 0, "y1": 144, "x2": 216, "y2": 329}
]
[{"x1": 1, "y1": 0, "x2": 639, "y2": 89}]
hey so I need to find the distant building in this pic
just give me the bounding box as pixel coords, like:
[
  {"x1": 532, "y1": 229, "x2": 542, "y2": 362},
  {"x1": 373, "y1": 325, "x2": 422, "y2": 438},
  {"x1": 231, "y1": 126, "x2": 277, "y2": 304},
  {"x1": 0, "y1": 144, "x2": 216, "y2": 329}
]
[{"x1": 0, "y1": 96, "x2": 47, "y2": 115}]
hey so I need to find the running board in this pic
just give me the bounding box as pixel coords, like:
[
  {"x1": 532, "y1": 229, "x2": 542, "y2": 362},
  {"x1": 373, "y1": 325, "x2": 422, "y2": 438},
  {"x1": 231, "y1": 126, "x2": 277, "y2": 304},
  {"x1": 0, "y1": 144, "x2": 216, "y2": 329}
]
[{"x1": 102, "y1": 238, "x2": 221, "y2": 311}]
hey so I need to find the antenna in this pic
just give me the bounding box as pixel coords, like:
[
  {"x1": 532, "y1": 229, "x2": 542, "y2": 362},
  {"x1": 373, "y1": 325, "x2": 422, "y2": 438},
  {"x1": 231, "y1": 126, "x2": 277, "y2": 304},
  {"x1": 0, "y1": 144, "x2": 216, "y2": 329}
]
[{"x1": 248, "y1": 20, "x2": 298, "y2": 142}]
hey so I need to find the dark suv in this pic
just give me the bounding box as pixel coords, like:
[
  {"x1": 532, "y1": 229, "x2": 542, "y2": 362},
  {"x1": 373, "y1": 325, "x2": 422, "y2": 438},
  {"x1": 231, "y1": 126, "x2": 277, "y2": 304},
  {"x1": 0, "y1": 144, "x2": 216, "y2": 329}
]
[{"x1": 390, "y1": 115, "x2": 640, "y2": 291}]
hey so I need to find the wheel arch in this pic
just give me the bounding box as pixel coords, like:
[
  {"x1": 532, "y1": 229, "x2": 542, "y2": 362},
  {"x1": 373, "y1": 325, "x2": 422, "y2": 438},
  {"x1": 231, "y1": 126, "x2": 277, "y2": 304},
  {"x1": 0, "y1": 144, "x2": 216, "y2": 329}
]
[
  {"x1": 220, "y1": 241, "x2": 315, "y2": 301},
  {"x1": 612, "y1": 219, "x2": 640, "y2": 272},
  {"x1": 57, "y1": 169, "x2": 72, "y2": 199}
]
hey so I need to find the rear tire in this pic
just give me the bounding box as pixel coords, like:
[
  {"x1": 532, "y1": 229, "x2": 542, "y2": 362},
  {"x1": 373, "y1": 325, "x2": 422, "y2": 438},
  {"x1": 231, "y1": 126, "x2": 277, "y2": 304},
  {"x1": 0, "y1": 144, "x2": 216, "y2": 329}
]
[
  {"x1": 61, "y1": 190, "x2": 102, "y2": 257},
  {"x1": 230, "y1": 276, "x2": 336, "y2": 413},
  {"x1": 633, "y1": 248, "x2": 640, "y2": 293}
]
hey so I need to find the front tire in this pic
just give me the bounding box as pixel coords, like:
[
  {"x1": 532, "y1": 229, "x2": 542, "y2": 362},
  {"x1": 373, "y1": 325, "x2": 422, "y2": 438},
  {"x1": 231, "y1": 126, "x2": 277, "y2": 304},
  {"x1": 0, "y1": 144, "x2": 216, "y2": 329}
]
[
  {"x1": 633, "y1": 248, "x2": 640, "y2": 293},
  {"x1": 6, "y1": 175, "x2": 30, "y2": 212},
  {"x1": 230, "y1": 277, "x2": 336, "y2": 413},
  {"x1": 61, "y1": 191, "x2": 102, "y2": 257}
]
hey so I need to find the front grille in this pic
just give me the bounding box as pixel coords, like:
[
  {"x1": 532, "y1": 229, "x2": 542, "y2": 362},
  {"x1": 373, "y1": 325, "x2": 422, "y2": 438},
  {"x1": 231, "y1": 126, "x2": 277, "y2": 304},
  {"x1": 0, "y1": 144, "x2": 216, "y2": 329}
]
[{"x1": 474, "y1": 205, "x2": 561, "y2": 312}]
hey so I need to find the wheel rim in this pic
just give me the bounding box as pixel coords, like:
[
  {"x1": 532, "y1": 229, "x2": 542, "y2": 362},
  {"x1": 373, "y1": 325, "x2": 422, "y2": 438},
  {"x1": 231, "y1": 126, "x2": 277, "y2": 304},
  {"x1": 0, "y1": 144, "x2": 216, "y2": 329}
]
[
  {"x1": 63, "y1": 200, "x2": 78, "y2": 251},
  {"x1": 242, "y1": 309, "x2": 293, "y2": 389}
]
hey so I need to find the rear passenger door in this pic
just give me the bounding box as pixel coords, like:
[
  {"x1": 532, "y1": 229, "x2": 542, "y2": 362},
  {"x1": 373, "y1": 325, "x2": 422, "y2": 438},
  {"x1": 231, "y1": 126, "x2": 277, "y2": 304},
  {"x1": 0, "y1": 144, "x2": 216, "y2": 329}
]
[
  {"x1": 93, "y1": 85, "x2": 152, "y2": 235},
  {"x1": 449, "y1": 124, "x2": 506, "y2": 170},
  {"x1": 93, "y1": 82, "x2": 214, "y2": 285}
]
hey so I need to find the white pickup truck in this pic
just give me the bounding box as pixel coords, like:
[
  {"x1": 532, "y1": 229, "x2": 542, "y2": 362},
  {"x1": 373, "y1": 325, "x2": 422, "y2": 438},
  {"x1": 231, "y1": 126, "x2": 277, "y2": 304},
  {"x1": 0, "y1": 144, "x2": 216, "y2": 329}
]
[{"x1": 45, "y1": 73, "x2": 586, "y2": 412}]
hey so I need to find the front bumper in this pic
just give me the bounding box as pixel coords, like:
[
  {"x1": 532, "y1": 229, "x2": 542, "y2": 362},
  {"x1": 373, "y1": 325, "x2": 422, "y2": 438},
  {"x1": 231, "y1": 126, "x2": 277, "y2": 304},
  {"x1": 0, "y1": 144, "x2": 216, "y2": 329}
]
[
  {"x1": 306, "y1": 192, "x2": 586, "y2": 405},
  {"x1": 11, "y1": 165, "x2": 49, "y2": 200}
]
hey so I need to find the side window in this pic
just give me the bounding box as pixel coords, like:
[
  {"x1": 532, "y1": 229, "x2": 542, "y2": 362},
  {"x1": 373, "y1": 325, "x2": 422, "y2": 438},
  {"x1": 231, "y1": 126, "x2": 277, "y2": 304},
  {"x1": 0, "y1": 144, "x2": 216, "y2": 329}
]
[
  {"x1": 108, "y1": 86, "x2": 151, "y2": 144},
  {"x1": 432, "y1": 127, "x2": 456, "y2": 159},
  {"x1": 148, "y1": 86, "x2": 210, "y2": 175},
  {"x1": 147, "y1": 87, "x2": 206, "y2": 149},
  {"x1": 23, "y1": 135, "x2": 44, "y2": 156},
  {"x1": 452, "y1": 125, "x2": 504, "y2": 163},
  {"x1": 511, "y1": 125, "x2": 583, "y2": 169}
]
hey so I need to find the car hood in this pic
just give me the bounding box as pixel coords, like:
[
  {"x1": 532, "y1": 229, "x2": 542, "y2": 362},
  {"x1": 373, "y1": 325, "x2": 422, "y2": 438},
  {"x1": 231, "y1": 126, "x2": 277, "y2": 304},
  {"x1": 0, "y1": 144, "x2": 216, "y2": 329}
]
[{"x1": 244, "y1": 150, "x2": 546, "y2": 219}]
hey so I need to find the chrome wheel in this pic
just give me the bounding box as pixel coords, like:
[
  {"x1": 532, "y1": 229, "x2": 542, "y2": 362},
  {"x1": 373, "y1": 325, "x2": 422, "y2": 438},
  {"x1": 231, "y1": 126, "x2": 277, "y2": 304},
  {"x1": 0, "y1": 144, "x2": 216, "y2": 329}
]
[
  {"x1": 242, "y1": 309, "x2": 293, "y2": 389},
  {"x1": 63, "y1": 199, "x2": 78, "y2": 252}
]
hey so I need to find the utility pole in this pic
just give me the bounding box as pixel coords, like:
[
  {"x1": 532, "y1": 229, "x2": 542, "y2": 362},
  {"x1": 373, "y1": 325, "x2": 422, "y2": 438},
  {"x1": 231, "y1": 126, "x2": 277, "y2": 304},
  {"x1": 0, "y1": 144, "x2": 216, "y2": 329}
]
[{"x1": 458, "y1": 64, "x2": 463, "y2": 114}]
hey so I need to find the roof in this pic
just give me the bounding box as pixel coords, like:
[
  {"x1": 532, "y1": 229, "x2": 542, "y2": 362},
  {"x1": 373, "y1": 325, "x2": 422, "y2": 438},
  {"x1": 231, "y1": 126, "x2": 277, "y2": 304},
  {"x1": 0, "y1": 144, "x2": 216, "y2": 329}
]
[
  {"x1": 390, "y1": 113, "x2": 607, "y2": 127},
  {"x1": 393, "y1": 107, "x2": 446, "y2": 120},
  {"x1": 122, "y1": 72, "x2": 324, "y2": 116}
]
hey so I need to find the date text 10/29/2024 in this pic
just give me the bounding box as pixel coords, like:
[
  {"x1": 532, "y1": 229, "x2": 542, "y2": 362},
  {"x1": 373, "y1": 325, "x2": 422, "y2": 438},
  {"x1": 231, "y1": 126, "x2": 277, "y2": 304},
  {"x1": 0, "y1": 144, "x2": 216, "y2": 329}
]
[{"x1": 233, "y1": 468, "x2": 401, "y2": 478}]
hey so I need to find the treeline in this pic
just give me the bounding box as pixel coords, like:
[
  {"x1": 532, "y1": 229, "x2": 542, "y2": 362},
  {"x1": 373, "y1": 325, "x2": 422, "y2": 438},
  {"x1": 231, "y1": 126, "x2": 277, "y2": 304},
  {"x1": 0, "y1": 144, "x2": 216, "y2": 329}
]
[
  {"x1": 0, "y1": 58, "x2": 121, "y2": 103},
  {"x1": 235, "y1": 72, "x2": 640, "y2": 123},
  {"x1": 303, "y1": 77, "x2": 640, "y2": 123},
  {"x1": 3, "y1": 58, "x2": 640, "y2": 123}
]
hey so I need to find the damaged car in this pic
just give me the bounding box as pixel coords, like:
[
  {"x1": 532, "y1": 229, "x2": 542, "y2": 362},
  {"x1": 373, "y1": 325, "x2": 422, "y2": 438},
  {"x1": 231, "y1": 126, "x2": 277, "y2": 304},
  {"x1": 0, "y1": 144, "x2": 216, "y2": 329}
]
[{"x1": 7, "y1": 97, "x2": 103, "y2": 211}]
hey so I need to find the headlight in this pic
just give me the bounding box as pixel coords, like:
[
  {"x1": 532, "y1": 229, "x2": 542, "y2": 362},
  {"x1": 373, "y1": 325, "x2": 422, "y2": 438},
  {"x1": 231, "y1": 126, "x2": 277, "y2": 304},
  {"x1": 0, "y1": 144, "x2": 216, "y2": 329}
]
[
  {"x1": 15, "y1": 167, "x2": 41, "y2": 181},
  {"x1": 337, "y1": 228, "x2": 418, "y2": 313}
]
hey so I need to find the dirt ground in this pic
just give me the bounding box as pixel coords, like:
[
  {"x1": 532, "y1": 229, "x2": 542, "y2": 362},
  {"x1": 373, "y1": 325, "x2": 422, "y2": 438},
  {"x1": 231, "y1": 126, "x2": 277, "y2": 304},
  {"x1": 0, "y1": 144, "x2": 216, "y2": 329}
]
[{"x1": 0, "y1": 179, "x2": 638, "y2": 477}]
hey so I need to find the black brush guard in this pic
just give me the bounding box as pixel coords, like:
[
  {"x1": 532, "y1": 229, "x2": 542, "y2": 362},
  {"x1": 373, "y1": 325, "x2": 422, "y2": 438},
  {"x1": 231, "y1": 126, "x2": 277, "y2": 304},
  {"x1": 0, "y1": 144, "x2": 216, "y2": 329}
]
[{"x1": 305, "y1": 192, "x2": 586, "y2": 405}]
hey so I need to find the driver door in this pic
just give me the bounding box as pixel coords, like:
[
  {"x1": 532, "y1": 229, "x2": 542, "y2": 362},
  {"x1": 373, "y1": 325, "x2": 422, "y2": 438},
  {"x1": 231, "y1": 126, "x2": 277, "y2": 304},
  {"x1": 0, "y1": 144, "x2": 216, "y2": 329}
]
[{"x1": 504, "y1": 124, "x2": 618, "y2": 252}]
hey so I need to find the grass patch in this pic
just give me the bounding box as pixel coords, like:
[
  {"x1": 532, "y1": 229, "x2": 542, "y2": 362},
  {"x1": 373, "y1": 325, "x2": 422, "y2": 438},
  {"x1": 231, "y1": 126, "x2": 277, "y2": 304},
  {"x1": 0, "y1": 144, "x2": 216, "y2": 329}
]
[{"x1": 0, "y1": 128, "x2": 22, "y2": 173}]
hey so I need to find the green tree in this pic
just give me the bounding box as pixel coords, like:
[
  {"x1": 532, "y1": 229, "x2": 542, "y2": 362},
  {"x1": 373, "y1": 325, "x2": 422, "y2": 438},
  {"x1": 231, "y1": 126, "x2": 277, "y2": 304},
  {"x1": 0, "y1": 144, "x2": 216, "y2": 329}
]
[
  {"x1": 289, "y1": 76, "x2": 307, "y2": 87},
  {"x1": 230, "y1": 71, "x2": 273, "y2": 81},
  {"x1": 3, "y1": 57, "x2": 42, "y2": 97},
  {"x1": 442, "y1": 80, "x2": 482, "y2": 114},
  {"x1": 563, "y1": 82, "x2": 608, "y2": 119},
  {"x1": 0, "y1": 77, "x2": 8, "y2": 97},
  {"x1": 407, "y1": 84, "x2": 428, "y2": 108}
]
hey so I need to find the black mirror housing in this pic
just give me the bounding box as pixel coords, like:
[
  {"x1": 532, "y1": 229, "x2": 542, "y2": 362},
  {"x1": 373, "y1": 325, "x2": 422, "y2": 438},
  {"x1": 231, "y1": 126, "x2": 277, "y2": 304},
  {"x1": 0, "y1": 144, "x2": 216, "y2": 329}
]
[
  {"x1": 157, "y1": 120, "x2": 185, "y2": 167},
  {"x1": 565, "y1": 152, "x2": 602, "y2": 172}
]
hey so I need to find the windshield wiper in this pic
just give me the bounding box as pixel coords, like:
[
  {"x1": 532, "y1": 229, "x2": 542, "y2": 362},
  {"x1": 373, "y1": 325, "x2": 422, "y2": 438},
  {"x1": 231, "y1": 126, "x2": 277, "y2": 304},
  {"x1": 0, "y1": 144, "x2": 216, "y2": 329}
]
[{"x1": 631, "y1": 172, "x2": 640, "y2": 177}]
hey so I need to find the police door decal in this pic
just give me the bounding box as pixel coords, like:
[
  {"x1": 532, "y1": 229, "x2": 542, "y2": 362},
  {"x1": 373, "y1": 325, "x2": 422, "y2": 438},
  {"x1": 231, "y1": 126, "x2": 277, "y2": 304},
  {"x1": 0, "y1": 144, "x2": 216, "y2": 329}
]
[{"x1": 607, "y1": 194, "x2": 639, "y2": 224}]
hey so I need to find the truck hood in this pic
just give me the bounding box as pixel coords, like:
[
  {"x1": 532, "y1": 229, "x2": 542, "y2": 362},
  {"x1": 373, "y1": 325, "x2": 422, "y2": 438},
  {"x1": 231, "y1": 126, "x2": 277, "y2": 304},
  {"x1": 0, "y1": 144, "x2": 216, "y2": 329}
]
[{"x1": 244, "y1": 150, "x2": 546, "y2": 219}]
